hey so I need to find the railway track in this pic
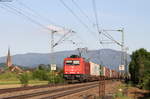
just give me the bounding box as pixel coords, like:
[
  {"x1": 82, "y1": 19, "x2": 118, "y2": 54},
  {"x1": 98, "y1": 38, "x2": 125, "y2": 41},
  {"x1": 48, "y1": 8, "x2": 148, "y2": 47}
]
[
  {"x1": 0, "y1": 81, "x2": 99, "y2": 99},
  {"x1": 40, "y1": 84, "x2": 98, "y2": 99},
  {"x1": 0, "y1": 83, "x2": 66, "y2": 94}
]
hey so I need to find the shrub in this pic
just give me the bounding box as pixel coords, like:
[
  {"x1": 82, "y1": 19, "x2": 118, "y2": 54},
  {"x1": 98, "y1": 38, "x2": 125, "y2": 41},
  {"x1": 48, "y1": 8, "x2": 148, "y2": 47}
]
[
  {"x1": 32, "y1": 70, "x2": 49, "y2": 80},
  {"x1": 18, "y1": 73, "x2": 30, "y2": 87},
  {"x1": 48, "y1": 74, "x2": 65, "y2": 84}
]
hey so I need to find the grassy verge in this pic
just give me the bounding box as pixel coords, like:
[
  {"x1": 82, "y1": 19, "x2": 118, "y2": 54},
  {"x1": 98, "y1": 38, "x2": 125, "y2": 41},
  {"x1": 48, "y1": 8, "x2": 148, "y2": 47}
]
[
  {"x1": 114, "y1": 92, "x2": 133, "y2": 99},
  {"x1": 113, "y1": 83, "x2": 133, "y2": 99},
  {"x1": 113, "y1": 82, "x2": 150, "y2": 99},
  {"x1": 0, "y1": 80, "x2": 20, "y2": 85},
  {"x1": 0, "y1": 80, "x2": 48, "y2": 85}
]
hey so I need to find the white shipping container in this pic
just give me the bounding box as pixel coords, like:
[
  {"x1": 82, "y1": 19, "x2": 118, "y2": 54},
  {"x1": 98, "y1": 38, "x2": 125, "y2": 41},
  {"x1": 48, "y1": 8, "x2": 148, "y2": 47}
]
[
  {"x1": 103, "y1": 66, "x2": 106, "y2": 76},
  {"x1": 89, "y1": 62, "x2": 100, "y2": 76},
  {"x1": 110, "y1": 69, "x2": 112, "y2": 78}
]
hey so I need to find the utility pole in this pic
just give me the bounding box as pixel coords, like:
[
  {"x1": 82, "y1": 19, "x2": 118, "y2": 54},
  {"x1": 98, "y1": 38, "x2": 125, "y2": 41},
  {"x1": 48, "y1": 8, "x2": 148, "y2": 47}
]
[
  {"x1": 124, "y1": 47, "x2": 129, "y2": 77},
  {"x1": 117, "y1": 29, "x2": 125, "y2": 74},
  {"x1": 48, "y1": 25, "x2": 75, "y2": 85},
  {"x1": 119, "y1": 28, "x2": 125, "y2": 70},
  {"x1": 101, "y1": 28, "x2": 127, "y2": 74},
  {"x1": 50, "y1": 30, "x2": 57, "y2": 85}
]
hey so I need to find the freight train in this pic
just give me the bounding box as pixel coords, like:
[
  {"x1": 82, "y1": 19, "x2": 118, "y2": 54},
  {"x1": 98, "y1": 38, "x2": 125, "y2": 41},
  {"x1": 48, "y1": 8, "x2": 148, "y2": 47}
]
[{"x1": 63, "y1": 55, "x2": 124, "y2": 82}]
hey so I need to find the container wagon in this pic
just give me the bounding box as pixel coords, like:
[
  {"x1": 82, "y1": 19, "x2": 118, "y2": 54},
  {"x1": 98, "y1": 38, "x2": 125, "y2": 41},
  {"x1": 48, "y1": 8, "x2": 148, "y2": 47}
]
[
  {"x1": 89, "y1": 62, "x2": 100, "y2": 81},
  {"x1": 103, "y1": 66, "x2": 110, "y2": 79}
]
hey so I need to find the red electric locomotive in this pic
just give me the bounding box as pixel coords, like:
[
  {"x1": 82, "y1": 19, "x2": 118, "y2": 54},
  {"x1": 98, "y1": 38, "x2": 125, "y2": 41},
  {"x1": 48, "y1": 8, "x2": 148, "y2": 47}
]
[{"x1": 63, "y1": 55, "x2": 90, "y2": 82}]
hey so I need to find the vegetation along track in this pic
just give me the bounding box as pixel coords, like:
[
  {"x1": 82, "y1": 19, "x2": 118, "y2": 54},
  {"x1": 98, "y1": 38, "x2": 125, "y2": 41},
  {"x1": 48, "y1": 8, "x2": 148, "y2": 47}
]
[{"x1": 1, "y1": 81, "x2": 99, "y2": 99}]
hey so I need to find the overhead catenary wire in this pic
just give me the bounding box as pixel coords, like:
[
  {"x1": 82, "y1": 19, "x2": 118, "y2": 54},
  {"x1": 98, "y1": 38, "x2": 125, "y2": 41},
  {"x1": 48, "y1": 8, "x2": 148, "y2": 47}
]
[
  {"x1": 1, "y1": 1, "x2": 74, "y2": 35},
  {"x1": 1, "y1": 3, "x2": 55, "y2": 32},
  {"x1": 91, "y1": 0, "x2": 117, "y2": 68},
  {"x1": 91, "y1": 0, "x2": 122, "y2": 48},
  {"x1": 102, "y1": 31, "x2": 123, "y2": 47},
  {"x1": 0, "y1": 4, "x2": 21, "y2": 16},
  {"x1": 71, "y1": 0, "x2": 101, "y2": 49},
  {"x1": 71, "y1": 0, "x2": 93, "y2": 25},
  {"x1": 15, "y1": 0, "x2": 70, "y2": 31},
  {"x1": 92, "y1": 0, "x2": 103, "y2": 65},
  {"x1": 1, "y1": 2, "x2": 85, "y2": 52},
  {"x1": 92, "y1": 0, "x2": 101, "y2": 33},
  {"x1": 61, "y1": 0, "x2": 101, "y2": 62},
  {"x1": 14, "y1": 0, "x2": 86, "y2": 49},
  {"x1": 59, "y1": 0, "x2": 98, "y2": 39}
]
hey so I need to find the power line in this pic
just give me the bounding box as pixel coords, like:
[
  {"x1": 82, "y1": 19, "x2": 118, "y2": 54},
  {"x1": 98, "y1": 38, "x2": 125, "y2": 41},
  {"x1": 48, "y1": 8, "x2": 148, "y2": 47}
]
[
  {"x1": 0, "y1": 4, "x2": 20, "y2": 15},
  {"x1": 1, "y1": 1, "x2": 72, "y2": 34},
  {"x1": 92, "y1": 0, "x2": 101, "y2": 33},
  {"x1": 92, "y1": 0, "x2": 120, "y2": 47},
  {"x1": 2, "y1": 3, "x2": 54, "y2": 32},
  {"x1": 16, "y1": 0, "x2": 67, "y2": 29},
  {"x1": 92, "y1": 0, "x2": 123, "y2": 47},
  {"x1": 59, "y1": 0, "x2": 97, "y2": 38},
  {"x1": 2, "y1": 3, "x2": 73, "y2": 34},
  {"x1": 71, "y1": 0, "x2": 93, "y2": 25}
]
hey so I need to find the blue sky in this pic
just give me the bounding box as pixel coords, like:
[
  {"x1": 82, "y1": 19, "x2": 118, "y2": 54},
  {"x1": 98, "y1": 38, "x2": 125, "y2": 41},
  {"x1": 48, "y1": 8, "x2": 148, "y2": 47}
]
[{"x1": 0, "y1": 0, "x2": 150, "y2": 57}]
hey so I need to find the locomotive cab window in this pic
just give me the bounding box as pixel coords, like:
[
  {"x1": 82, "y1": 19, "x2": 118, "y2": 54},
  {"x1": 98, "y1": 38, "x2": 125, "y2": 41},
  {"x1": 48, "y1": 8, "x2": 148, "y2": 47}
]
[
  {"x1": 65, "y1": 60, "x2": 73, "y2": 65},
  {"x1": 73, "y1": 60, "x2": 80, "y2": 65}
]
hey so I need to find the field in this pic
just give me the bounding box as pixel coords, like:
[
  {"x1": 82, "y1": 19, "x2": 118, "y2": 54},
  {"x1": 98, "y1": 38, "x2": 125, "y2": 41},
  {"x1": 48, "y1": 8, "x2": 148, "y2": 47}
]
[
  {"x1": 0, "y1": 80, "x2": 48, "y2": 89},
  {"x1": 0, "y1": 72, "x2": 50, "y2": 89}
]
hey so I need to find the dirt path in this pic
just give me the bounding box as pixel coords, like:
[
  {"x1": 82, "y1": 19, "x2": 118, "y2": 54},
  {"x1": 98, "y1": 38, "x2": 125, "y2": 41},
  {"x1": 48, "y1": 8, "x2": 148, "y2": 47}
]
[{"x1": 0, "y1": 84, "x2": 21, "y2": 89}]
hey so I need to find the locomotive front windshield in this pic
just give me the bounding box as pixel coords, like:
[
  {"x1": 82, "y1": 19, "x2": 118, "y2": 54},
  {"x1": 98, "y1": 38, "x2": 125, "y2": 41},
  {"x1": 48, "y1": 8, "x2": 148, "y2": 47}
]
[{"x1": 65, "y1": 60, "x2": 80, "y2": 65}]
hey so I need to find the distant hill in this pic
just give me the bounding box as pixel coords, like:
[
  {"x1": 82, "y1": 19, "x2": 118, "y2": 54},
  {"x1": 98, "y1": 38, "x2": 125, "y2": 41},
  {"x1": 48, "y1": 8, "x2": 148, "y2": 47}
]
[{"x1": 0, "y1": 49, "x2": 131, "y2": 70}]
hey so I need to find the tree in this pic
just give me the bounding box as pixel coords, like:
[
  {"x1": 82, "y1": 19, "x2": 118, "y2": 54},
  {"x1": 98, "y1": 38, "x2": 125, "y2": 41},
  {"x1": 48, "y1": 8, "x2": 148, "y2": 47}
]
[{"x1": 129, "y1": 48, "x2": 150, "y2": 89}]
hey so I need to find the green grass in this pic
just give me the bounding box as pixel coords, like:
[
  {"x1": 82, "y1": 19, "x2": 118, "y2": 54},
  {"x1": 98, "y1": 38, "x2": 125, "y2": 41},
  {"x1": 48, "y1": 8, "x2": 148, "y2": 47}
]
[
  {"x1": 0, "y1": 80, "x2": 20, "y2": 85},
  {"x1": 0, "y1": 80, "x2": 48, "y2": 85},
  {"x1": 0, "y1": 72, "x2": 60, "y2": 86},
  {"x1": 29, "y1": 80, "x2": 48, "y2": 85},
  {"x1": 114, "y1": 92, "x2": 133, "y2": 99},
  {"x1": 116, "y1": 84, "x2": 127, "y2": 89},
  {"x1": 0, "y1": 72, "x2": 18, "y2": 81}
]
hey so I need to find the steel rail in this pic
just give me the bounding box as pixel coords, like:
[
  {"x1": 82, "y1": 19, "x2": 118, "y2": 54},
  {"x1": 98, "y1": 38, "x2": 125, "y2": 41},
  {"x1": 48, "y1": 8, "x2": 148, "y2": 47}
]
[
  {"x1": 40, "y1": 84, "x2": 99, "y2": 99},
  {"x1": 0, "y1": 83, "x2": 66, "y2": 94},
  {"x1": 1, "y1": 82, "x2": 99, "y2": 99}
]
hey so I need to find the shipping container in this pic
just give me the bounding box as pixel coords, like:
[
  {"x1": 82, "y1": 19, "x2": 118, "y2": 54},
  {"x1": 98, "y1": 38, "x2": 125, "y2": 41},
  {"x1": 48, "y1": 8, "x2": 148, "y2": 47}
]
[
  {"x1": 110, "y1": 69, "x2": 112, "y2": 78},
  {"x1": 89, "y1": 62, "x2": 100, "y2": 76},
  {"x1": 104, "y1": 67, "x2": 110, "y2": 79}
]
